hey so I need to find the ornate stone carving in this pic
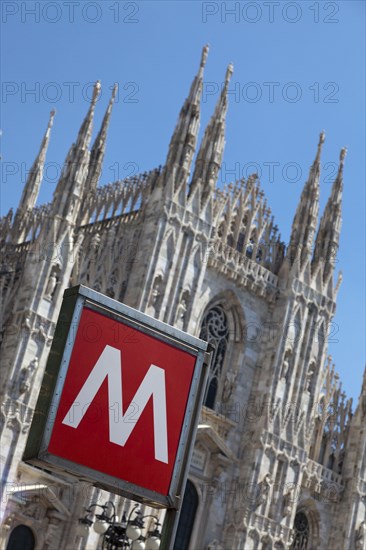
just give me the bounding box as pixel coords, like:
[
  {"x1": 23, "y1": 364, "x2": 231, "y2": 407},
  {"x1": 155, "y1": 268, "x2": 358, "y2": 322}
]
[
  {"x1": 306, "y1": 362, "x2": 316, "y2": 392},
  {"x1": 24, "y1": 499, "x2": 47, "y2": 521},
  {"x1": 256, "y1": 474, "x2": 273, "y2": 508},
  {"x1": 183, "y1": 145, "x2": 193, "y2": 167},
  {"x1": 291, "y1": 511, "x2": 310, "y2": 549},
  {"x1": 45, "y1": 270, "x2": 58, "y2": 299},
  {"x1": 355, "y1": 521, "x2": 365, "y2": 550},
  {"x1": 2, "y1": 398, "x2": 22, "y2": 431},
  {"x1": 175, "y1": 290, "x2": 189, "y2": 329},
  {"x1": 22, "y1": 315, "x2": 32, "y2": 330},
  {"x1": 207, "y1": 539, "x2": 223, "y2": 550},
  {"x1": 17, "y1": 357, "x2": 38, "y2": 395},
  {"x1": 199, "y1": 305, "x2": 229, "y2": 409},
  {"x1": 281, "y1": 351, "x2": 291, "y2": 380},
  {"x1": 282, "y1": 486, "x2": 294, "y2": 517},
  {"x1": 37, "y1": 323, "x2": 47, "y2": 341},
  {"x1": 90, "y1": 232, "x2": 101, "y2": 255},
  {"x1": 106, "y1": 268, "x2": 118, "y2": 298},
  {"x1": 222, "y1": 371, "x2": 237, "y2": 403},
  {"x1": 149, "y1": 274, "x2": 164, "y2": 314}
]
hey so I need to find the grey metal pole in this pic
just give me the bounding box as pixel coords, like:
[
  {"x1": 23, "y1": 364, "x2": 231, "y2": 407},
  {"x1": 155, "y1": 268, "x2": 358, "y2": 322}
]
[{"x1": 160, "y1": 348, "x2": 212, "y2": 550}]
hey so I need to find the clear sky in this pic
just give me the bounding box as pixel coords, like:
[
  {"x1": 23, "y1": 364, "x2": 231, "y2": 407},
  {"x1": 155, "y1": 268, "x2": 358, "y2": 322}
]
[{"x1": 1, "y1": 1, "x2": 365, "y2": 403}]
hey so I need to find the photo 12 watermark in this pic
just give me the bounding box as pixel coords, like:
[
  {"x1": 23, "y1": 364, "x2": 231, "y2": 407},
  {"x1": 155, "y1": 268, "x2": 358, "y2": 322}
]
[
  {"x1": 201, "y1": 2, "x2": 340, "y2": 24},
  {"x1": 1, "y1": 81, "x2": 139, "y2": 104},
  {"x1": 1, "y1": 161, "x2": 140, "y2": 187},
  {"x1": 202, "y1": 80, "x2": 340, "y2": 104},
  {"x1": 219, "y1": 160, "x2": 340, "y2": 184},
  {"x1": 1, "y1": 1, "x2": 140, "y2": 24}
]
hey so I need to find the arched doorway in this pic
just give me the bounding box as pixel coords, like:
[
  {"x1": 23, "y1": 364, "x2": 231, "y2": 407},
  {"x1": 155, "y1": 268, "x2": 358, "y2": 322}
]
[
  {"x1": 6, "y1": 525, "x2": 35, "y2": 550},
  {"x1": 173, "y1": 480, "x2": 198, "y2": 550}
]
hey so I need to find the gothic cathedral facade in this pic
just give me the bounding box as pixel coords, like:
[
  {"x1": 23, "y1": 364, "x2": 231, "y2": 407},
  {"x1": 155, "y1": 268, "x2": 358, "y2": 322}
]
[{"x1": 1, "y1": 47, "x2": 365, "y2": 550}]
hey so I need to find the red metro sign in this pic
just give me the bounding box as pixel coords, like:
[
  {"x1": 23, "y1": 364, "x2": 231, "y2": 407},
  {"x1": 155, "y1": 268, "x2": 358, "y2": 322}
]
[
  {"x1": 48, "y1": 307, "x2": 197, "y2": 496},
  {"x1": 25, "y1": 286, "x2": 209, "y2": 508}
]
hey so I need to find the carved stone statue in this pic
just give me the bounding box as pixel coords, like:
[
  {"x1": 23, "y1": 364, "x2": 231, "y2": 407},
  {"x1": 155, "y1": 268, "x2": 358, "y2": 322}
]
[
  {"x1": 355, "y1": 521, "x2": 365, "y2": 550},
  {"x1": 281, "y1": 353, "x2": 291, "y2": 380},
  {"x1": 262, "y1": 473, "x2": 272, "y2": 490},
  {"x1": 183, "y1": 145, "x2": 192, "y2": 166},
  {"x1": 149, "y1": 275, "x2": 164, "y2": 314},
  {"x1": 22, "y1": 315, "x2": 31, "y2": 330},
  {"x1": 176, "y1": 300, "x2": 187, "y2": 328},
  {"x1": 45, "y1": 270, "x2": 58, "y2": 299},
  {"x1": 17, "y1": 357, "x2": 38, "y2": 395},
  {"x1": 282, "y1": 486, "x2": 294, "y2": 517},
  {"x1": 175, "y1": 291, "x2": 189, "y2": 329},
  {"x1": 306, "y1": 363, "x2": 316, "y2": 392},
  {"x1": 257, "y1": 473, "x2": 272, "y2": 508},
  {"x1": 69, "y1": 197, "x2": 76, "y2": 217},
  {"x1": 222, "y1": 371, "x2": 237, "y2": 403},
  {"x1": 106, "y1": 270, "x2": 118, "y2": 298},
  {"x1": 37, "y1": 323, "x2": 47, "y2": 341},
  {"x1": 90, "y1": 232, "x2": 101, "y2": 261},
  {"x1": 281, "y1": 356, "x2": 290, "y2": 378},
  {"x1": 208, "y1": 162, "x2": 219, "y2": 181}
]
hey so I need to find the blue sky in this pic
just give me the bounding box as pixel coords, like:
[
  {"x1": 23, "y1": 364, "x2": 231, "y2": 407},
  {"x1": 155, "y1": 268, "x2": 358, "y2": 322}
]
[{"x1": 1, "y1": 1, "x2": 365, "y2": 403}]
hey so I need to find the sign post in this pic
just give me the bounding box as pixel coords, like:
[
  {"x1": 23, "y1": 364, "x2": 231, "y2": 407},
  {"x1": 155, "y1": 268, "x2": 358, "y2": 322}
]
[{"x1": 24, "y1": 285, "x2": 211, "y2": 548}]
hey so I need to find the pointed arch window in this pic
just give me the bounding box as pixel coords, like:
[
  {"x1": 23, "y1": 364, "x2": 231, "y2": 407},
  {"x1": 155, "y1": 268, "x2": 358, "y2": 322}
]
[
  {"x1": 290, "y1": 511, "x2": 310, "y2": 550},
  {"x1": 6, "y1": 525, "x2": 35, "y2": 550},
  {"x1": 173, "y1": 480, "x2": 198, "y2": 550},
  {"x1": 199, "y1": 305, "x2": 229, "y2": 410}
]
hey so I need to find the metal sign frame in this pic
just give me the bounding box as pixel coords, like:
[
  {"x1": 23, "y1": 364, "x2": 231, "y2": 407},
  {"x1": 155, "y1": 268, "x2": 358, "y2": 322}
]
[{"x1": 24, "y1": 285, "x2": 210, "y2": 514}]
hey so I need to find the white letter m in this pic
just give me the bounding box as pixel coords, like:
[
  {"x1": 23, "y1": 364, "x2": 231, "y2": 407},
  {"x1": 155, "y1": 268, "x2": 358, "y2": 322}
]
[{"x1": 62, "y1": 345, "x2": 168, "y2": 463}]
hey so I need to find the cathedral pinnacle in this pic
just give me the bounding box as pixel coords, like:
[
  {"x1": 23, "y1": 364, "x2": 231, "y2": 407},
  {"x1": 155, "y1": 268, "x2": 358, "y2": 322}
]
[
  {"x1": 225, "y1": 63, "x2": 234, "y2": 87},
  {"x1": 315, "y1": 130, "x2": 325, "y2": 162},
  {"x1": 99, "y1": 84, "x2": 118, "y2": 129},
  {"x1": 51, "y1": 80, "x2": 102, "y2": 220},
  {"x1": 332, "y1": 147, "x2": 346, "y2": 199},
  {"x1": 287, "y1": 133, "x2": 323, "y2": 268},
  {"x1": 164, "y1": 46, "x2": 209, "y2": 193},
  {"x1": 190, "y1": 63, "x2": 233, "y2": 203},
  {"x1": 312, "y1": 145, "x2": 346, "y2": 280},
  {"x1": 16, "y1": 110, "x2": 55, "y2": 214},
  {"x1": 339, "y1": 146, "x2": 347, "y2": 168},
  {"x1": 48, "y1": 109, "x2": 56, "y2": 129},
  {"x1": 85, "y1": 84, "x2": 119, "y2": 192},
  {"x1": 200, "y1": 44, "x2": 209, "y2": 68},
  {"x1": 216, "y1": 63, "x2": 233, "y2": 112},
  {"x1": 111, "y1": 82, "x2": 118, "y2": 100},
  {"x1": 361, "y1": 365, "x2": 366, "y2": 395},
  {"x1": 92, "y1": 80, "x2": 101, "y2": 104},
  {"x1": 75, "y1": 80, "x2": 101, "y2": 150}
]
